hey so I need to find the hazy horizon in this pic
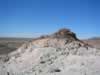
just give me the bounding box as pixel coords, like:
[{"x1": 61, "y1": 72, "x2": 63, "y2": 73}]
[{"x1": 0, "y1": 32, "x2": 100, "y2": 39}]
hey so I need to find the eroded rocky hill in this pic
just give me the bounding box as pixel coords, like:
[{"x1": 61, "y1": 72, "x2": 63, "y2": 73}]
[{"x1": 0, "y1": 28, "x2": 100, "y2": 75}]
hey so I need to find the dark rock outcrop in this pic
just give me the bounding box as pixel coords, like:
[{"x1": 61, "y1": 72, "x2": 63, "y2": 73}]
[{"x1": 52, "y1": 28, "x2": 78, "y2": 40}]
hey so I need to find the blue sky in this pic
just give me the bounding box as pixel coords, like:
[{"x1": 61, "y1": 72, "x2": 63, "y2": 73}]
[{"x1": 0, "y1": 0, "x2": 100, "y2": 38}]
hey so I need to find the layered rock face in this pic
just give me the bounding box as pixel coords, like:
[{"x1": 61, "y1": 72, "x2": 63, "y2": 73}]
[{"x1": 0, "y1": 28, "x2": 100, "y2": 75}]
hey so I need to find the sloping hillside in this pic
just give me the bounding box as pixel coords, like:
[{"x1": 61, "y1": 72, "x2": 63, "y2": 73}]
[
  {"x1": 83, "y1": 37, "x2": 100, "y2": 49},
  {"x1": 0, "y1": 28, "x2": 100, "y2": 75}
]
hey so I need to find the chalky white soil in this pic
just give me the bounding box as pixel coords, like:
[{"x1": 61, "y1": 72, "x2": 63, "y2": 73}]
[{"x1": 0, "y1": 29, "x2": 100, "y2": 75}]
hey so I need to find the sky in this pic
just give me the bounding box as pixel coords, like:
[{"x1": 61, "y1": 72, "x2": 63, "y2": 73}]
[{"x1": 0, "y1": 0, "x2": 100, "y2": 38}]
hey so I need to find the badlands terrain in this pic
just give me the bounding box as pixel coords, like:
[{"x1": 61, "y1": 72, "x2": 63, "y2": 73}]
[{"x1": 0, "y1": 28, "x2": 100, "y2": 75}]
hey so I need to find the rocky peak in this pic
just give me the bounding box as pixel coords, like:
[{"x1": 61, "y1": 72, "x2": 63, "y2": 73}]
[
  {"x1": 30, "y1": 28, "x2": 81, "y2": 48},
  {"x1": 51, "y1": 28, "x2": 78, "y2": 41}
]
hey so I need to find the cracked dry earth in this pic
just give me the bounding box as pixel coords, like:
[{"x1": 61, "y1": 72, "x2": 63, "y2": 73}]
[{"x1": 0, "y1": 28, "x2": 100, "y2": 75}]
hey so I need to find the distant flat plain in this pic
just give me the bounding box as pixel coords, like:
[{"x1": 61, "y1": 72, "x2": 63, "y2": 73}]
[
  {"x1": 83, "y1": 37, "x2": 100, "y2": 49},
  {"x1": 0, "y1": 37, "x2": 32, "y2": 55}
]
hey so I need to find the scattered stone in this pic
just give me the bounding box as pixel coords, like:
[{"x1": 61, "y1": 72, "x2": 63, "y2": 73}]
[
  {"x1": 40, "y1": 61, "x2": 45, "y2": 64},
  {"x1": 53, "y1": 69, "x2": 61, "y2": 72}
]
